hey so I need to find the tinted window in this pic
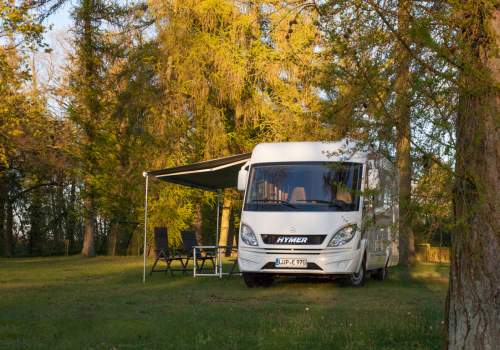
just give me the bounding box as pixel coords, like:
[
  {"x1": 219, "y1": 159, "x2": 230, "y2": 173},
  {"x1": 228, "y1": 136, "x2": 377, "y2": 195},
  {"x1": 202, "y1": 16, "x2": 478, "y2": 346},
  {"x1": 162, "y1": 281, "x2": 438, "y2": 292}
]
[{"x1": 244, "y1": 162, "x2": 363, "y2": 212}]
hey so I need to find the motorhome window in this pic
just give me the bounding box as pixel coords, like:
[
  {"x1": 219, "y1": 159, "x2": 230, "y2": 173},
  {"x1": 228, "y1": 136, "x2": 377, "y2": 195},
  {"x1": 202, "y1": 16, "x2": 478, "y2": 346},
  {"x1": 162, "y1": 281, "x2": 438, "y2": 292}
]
[{"x1": 244, "y1": 162, "x2": 363, "y2": 212}]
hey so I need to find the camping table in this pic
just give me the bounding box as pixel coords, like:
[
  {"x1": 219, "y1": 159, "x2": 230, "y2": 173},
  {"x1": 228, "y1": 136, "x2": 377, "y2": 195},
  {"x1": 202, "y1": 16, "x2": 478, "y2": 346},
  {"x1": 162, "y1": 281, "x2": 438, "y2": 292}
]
[
  {"x1": 193, "y1": 245, "x2": 219, "y2": 277},
  {"x1": 193, "y1": 245, "x2": 239, "y2": 278},
  {"x1": 216, "y1": 246, "x2": 240, "y2": 277}
]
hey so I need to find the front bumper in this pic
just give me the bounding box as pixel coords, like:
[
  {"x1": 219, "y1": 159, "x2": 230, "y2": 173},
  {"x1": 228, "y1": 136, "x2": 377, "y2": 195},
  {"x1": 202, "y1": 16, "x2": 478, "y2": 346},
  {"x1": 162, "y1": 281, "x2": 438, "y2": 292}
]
[{"x1": 238, "y1": 246, "x2": 363, "y2": 275}]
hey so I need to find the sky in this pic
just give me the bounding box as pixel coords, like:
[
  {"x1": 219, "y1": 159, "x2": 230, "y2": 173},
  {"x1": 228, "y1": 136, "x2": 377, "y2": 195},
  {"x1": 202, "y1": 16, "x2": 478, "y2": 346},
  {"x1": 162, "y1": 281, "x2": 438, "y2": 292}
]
[
  {"x1": 35, "y1": 2, "x2": 73, "y2": 115},
  {"x1": 45, "y1": 1, "x2": 73, "y2": 33}
]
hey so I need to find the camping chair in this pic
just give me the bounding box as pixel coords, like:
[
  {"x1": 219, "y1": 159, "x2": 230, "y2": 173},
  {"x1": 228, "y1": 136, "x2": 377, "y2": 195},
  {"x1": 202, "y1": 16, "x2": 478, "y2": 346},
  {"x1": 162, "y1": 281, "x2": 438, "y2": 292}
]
[
  {"x1": 150, "y1": 227, "x2": 185, "y2": 276},
  {"x1": 180, "y1": 230, "x2": 216, "y2": 273}
]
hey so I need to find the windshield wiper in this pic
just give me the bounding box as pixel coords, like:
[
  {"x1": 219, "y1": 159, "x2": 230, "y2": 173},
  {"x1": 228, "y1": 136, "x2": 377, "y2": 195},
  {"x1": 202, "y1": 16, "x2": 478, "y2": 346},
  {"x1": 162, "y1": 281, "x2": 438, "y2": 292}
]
[
  {"x1": 251, "y1": 199, "x2": 297, "y2": 209},
  {"x1": 295, "y1": 199, "x2": 348, "y2": 208}
]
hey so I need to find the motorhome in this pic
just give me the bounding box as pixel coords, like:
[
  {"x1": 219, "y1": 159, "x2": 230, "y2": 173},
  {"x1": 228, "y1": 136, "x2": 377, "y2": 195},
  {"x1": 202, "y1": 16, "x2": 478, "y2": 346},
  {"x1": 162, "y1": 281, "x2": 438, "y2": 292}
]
[{"x1": 236, "y1": 140, "x2": 399, "y2": 287}]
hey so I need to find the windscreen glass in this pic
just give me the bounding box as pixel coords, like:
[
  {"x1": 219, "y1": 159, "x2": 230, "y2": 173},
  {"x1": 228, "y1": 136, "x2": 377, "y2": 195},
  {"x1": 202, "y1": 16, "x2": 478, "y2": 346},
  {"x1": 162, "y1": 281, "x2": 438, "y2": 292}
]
[{"x1": 244, "y1": 162, "x2": 363, "y2": 212}]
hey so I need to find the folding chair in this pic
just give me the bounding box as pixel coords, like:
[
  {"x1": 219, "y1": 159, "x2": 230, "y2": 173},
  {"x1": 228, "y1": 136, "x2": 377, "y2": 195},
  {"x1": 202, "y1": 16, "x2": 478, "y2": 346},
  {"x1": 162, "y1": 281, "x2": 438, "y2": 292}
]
[
  {"x1": 150, "y1": 227, "x2": 185, "y2": 276},
  {"x1": 180, "y1": 230, "x2": 216, "y2": 272}
]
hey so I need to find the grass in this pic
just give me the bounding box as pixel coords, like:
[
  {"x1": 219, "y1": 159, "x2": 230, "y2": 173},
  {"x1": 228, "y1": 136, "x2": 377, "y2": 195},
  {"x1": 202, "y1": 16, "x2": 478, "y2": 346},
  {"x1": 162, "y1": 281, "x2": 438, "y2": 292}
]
[{"x1": 0, "y1": 256, "x2": 449, "y2": 350}]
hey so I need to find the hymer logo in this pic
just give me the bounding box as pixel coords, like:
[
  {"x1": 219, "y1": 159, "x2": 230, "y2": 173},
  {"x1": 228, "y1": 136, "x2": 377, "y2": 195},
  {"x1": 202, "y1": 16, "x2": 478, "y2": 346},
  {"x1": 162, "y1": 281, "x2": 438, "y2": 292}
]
[{"x1": 276, "y1": 236, "x2": 308, "y2": 244}]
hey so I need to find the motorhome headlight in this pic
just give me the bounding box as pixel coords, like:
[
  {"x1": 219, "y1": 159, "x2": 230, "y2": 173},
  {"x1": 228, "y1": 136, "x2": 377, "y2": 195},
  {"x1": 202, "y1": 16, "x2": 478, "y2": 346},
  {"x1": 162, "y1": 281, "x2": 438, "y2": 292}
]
[
  {"x1": 328, "y1": 225, "x2": 358, "y2": 247},
  {"x1": 240, "y1": 223, "x2": 258, "y2": 246}
]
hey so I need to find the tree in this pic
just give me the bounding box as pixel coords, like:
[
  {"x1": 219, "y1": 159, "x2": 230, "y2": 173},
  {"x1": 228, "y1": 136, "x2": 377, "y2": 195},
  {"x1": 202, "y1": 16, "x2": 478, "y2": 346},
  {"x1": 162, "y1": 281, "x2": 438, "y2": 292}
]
[
  {"x1": 65, "y1": 0, "x2": 144, "y2": 256},
  {"x1": 394, "y1": 0, "x2": 415, "y2": 265},
  {"x1": 0, "y1": 0, "x2": 48, "y2": 257},
  {"x1": 148, "y1": 0, "x2": 324, "y2": 244},
  {"x1": 72, "y1": 0, "x2": 102, "y2": 257},
  {"x1": 446, "y1": 1, "x2": 500, "y2": 348},
  {"x1": 314, "y1": 0, "x2": 461, "y2": 267}
]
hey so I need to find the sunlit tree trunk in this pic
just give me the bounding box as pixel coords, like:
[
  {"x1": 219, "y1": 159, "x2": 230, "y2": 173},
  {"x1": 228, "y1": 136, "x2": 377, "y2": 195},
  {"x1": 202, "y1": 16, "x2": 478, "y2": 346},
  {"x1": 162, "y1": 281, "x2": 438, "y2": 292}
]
[
  {"x1": 107, "y1": 223, "x2": 118, "y2": 256},
  {"x1": 218, "y1": 190, "x2": 233, "y2": 256},
  {"x1": 446, "y1": 3, "x2": 500, "y2": 349},
  {"x1": 192, "y1": 204, "x2": 203, "y2": 244},
  {"x1": 231, "y1": 234, "x2": 237, "y2": 257},
  {"x1": 81, "y1": 196, "x2": 96, "y2": 257},
  {"x1": 395, "y1": 0, "x2": 415, "y2": 266}
]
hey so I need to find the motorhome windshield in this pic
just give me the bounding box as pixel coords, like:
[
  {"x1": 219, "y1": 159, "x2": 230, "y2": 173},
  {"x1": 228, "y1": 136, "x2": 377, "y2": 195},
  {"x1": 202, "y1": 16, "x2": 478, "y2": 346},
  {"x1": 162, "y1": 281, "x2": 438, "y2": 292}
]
[{"x1": 244, "y1": 162, "x2": 363, "y2": 212}]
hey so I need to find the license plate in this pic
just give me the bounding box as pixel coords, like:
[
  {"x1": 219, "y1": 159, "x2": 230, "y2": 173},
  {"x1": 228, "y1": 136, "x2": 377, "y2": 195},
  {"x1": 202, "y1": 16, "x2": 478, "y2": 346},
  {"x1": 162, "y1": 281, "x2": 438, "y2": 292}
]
[{"x1": 275, "y1": 258, "x2": 307, "y2": 268}]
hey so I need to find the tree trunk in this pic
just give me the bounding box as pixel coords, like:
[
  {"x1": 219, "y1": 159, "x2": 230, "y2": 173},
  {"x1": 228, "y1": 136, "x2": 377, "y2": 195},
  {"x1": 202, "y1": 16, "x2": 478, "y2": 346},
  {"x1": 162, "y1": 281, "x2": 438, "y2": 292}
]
[
  {"x1": 192, "y1": 204, "x2": 203, "y2": 244},
  {"x1": 4, "y1": 193, "x2": 13, "y2": 257},
  {"x1": 446, "y1": 3, "x2": 500, "y2": 349},
  {"x1": 0, "y1": 175, "x2": 12, "y2": 257},
  {"x1": 218, "y1": 190, "x2": 233, "y2": 257},
  {"x1": 79, "y1": 0, "x2": 99, "y2": 257},
  {"x1": 28, "y1": 188, "x2": 43, "y2": 256},
  {"x1": 107, "y1": 223, "x2": 118, "y2": 256},
  {"x1": 395, "y1": 0, "x2": 415, "y2": 266},
  {"x1": 81, "y1": 196, "x2": 96, "y2": 257},
  {"x1": 54, "y1": 177, "x2": 66, "y2": 253},
  {"x1": 231, "y1": 234, "x2": 238, "y2": 257},
  {"x1": 0, "y1": 175, "x2": 5, "y2": 256},
  {"x1": 65, "y1": 180, "x2": 77, "y2": 251}
]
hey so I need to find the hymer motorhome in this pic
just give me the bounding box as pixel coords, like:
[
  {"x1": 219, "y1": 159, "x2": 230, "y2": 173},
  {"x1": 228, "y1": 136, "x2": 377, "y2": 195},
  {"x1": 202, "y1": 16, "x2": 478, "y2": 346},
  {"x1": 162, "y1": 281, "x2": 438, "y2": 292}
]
[{"x1": 236, "y1": 140, "x2": 399, "y2": 287}]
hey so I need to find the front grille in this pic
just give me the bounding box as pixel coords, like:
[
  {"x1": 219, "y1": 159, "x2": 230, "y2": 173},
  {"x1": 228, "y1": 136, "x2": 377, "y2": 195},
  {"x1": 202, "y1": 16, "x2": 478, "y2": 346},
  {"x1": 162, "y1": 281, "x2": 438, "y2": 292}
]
[
  {"x1": 261, "y1": 262, "x2": 323, "y2": 270},
  {"x1": 261, "y1": 234, "x2": 326, "y2": 245}
]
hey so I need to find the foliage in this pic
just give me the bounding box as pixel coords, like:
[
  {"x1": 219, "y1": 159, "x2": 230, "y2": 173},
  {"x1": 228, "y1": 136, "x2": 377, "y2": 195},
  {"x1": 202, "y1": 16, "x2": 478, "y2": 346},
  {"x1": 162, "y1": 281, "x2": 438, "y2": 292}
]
[
  {"x1": 149, "y1": 0, "x2": 326, "y2": 160},
  {"x1": 314, "y1": 0, "x2": 457, "y2": 246},
  {"x1": 0, "y1": 0, "x2": 476, "y2": 257},
  {"x1": 142, "y1": 0, "x2": 328, "y2": 244},
  {"x1": 0, "y1": 0, "x2": 75, "y2": 257},
  {"x1": 147, "y1": 185, "x2": 196, "y2": 247},
  {"x1": 413, "y1": 163, "x2": 453, "y2": 245},
  {"x1": 0, "y1": 0, "x2": 44, "y2": 166}
]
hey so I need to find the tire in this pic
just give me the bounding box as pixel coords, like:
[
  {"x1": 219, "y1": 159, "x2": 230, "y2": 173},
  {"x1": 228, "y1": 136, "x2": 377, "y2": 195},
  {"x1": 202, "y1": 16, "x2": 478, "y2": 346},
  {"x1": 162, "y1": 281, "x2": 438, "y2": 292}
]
[
  {"x1": 349, "y1": 258, "x2": 366, "y2": 287},
  {"x1": 258, "y1": 274, "x2": 274, "y2": 287},
  {"x1": 372, "y1": 266, "x2": 388, "y2": 281},
  {"x1": 242, "y1": 272, "x2": 257, "y2": 288},
  {"x1": 242, "y1": 272, "x2": 273, "y2": 288}
]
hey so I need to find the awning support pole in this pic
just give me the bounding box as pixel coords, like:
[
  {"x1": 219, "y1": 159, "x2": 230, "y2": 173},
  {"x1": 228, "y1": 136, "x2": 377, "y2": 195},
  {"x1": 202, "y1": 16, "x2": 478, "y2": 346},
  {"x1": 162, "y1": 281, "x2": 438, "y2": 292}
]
[
  {"x1": 216, "y1": 189, "x2": 221, "y2": 277},
  {"x1": 142, "y1": 173, "x2": 149, "y2": 283}
]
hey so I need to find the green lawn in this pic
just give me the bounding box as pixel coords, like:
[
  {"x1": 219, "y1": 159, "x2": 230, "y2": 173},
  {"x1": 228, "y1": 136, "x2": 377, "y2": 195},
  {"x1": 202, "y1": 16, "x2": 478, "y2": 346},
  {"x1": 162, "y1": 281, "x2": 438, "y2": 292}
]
[{"x1": 0, "y1": 256, "x2": 449, "y2": 350}]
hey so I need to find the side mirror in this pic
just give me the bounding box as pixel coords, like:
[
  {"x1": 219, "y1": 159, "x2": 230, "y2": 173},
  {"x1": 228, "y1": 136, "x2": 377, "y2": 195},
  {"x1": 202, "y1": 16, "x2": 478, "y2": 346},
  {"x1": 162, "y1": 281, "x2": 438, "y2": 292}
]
[{"x1": 237, "y1": 165, "x2": 249, "y2": 191}]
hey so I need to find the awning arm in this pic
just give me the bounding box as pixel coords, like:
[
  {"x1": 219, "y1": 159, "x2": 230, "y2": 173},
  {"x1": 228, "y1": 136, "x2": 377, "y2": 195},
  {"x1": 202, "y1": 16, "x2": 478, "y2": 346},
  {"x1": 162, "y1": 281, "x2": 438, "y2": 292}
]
[{"x1": 142, "y1": 173, "x2": 149, "y2": 284}]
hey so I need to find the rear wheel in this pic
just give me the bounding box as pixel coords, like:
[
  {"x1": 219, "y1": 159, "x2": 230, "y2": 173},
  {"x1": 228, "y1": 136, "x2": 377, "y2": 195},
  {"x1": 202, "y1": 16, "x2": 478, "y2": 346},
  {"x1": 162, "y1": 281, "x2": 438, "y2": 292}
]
[
  {"x1": 242, "y1": 273, "x2": 273, "y2": 288},
  {"x1": 372, "y1": 266, "x2": 388, "y2": 281}
]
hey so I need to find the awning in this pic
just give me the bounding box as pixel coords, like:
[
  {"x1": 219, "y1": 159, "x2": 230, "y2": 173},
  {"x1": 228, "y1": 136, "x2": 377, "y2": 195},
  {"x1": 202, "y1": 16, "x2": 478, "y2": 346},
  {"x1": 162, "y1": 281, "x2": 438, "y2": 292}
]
[{"x1": 146, "y1": 153, "x2": 251, "y2": 191}]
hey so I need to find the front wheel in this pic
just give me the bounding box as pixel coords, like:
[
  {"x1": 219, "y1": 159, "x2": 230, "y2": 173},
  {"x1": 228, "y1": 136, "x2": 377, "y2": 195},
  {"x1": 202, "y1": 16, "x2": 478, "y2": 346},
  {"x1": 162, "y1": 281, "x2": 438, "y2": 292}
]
[
  {"x1": 242, "y1": 272, "x2": 274, "y2": 288},
  {"x1": 349, "y1": 259, "x2": 366, "y2": 287}
]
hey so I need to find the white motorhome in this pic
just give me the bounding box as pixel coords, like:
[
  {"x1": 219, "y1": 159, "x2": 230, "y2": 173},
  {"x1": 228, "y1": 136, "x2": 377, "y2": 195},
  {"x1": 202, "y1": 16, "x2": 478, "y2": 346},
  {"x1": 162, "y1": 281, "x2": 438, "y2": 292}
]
[{"x1": 236, "y1": 140, "x2": 399, "y2": 287}]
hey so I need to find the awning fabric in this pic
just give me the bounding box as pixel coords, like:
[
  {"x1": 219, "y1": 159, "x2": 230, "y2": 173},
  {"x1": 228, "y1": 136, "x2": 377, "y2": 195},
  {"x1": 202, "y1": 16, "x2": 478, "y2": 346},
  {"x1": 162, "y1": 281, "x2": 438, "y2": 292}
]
[{"x1": 147, "y1": 153, "x2": 251, "y2": 191}]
